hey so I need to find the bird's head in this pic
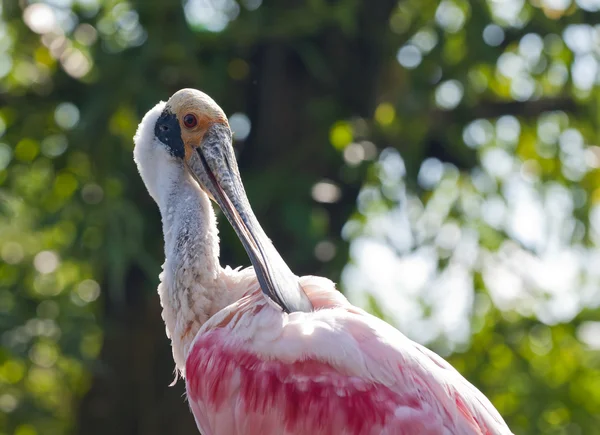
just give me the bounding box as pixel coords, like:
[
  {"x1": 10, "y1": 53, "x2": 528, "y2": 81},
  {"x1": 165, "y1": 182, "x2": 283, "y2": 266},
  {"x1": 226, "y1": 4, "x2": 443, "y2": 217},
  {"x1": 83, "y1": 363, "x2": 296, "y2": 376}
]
[{"x1": 134, "y1": 88, "x2": 313, "y2": 314}]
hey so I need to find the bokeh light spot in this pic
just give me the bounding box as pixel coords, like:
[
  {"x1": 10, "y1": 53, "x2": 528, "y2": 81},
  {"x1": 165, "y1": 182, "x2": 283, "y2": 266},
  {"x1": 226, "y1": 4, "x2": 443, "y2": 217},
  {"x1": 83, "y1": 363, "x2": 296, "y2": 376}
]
[
  {"x1": 483, "y1": 24, "x2": 505, "y2": 46},
  {"x1": 14, "y1": 139, "x2": 39, "y2": 162},
  {"x1": 61, "y1": 48, "x2": 92, "y2": 78},
  {"x1": 344, "y1": 143, "x2": 365, "y2": 166},
  {"x1": 397, "y1": 45, "x2": 422, "y2": 69},
  {"x1": 435, "y1": 1, "x2": 466, "y2": 33},
  {"x1": 312, "y1": 180, "x2": 341, "y2": 203},
  {"x1": 15, "y1": 424, "x2": 37, "y2": 435},
  {"x1": 329, "y1": 122, "x2": 353, "y2": 150},
  {"x1": 76, "y1": 279, "x2": 101, "y2": 303},
  {"x1": 33, "y1": 251, "x2": 60, "y2": 274},
  {"x1": 435, "y1": 80, "x2": 464, "y2": 110},
  {"x1": 375, "y1": 103, "x2": 396, "y2": 126},
  {"x1": 0, "y1": 142, "x2": 12, "y2": 170},
  {"x1": 2, "y1": 242, "x2": 24, "y2": 265},
  {"x1": 23, "y1": 4, "x2": 57, "y2": 34},
  {"x1": 81, "y1": 183, "x2": 104, "y2": 204},
  {"x1": 412, "y1": 28, "x2": 438, "y2": 53},
  {"x1": 242, "y1": 0, "x2": 262, "y2": 11},
  {"x1": 74, "y1": 23, "x2": 98, "y2": 46},
  {"x1": 418, "y1": 158, "x2": 444, "y2": 189},
  {"x1": 315, "y1": 240, "x2": 336, "y2": 262},
  {"x1": 41, "y1": 135, "x2": 68, "y2": 158},
  {"x1": 54, "y1": 103, "x2": 80, "y2": 130},
  {"x1": 229, "y1": 113, "x2": 251, "y2": 141},
  {"x1": 0, "y1": 393, "x2": 18, "y2": 413}
]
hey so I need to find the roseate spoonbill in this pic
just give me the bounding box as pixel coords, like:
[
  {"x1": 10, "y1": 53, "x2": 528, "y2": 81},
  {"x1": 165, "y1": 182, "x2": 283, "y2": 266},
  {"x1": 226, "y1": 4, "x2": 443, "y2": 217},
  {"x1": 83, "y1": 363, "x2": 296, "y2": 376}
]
[{"x1": 133, "y1": 88, "x2": 513, "y2": 435}]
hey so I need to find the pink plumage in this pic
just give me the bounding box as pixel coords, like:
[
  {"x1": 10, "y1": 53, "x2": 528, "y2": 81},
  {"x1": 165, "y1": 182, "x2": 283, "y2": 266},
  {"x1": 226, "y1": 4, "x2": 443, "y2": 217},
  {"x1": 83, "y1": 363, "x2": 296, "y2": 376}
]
[
  {"x1": 185, "y1": 276, "x2": 512, "y2": 435},
  {"x1": 133, "y1": 90, "x2": 513, "y2": 435}
]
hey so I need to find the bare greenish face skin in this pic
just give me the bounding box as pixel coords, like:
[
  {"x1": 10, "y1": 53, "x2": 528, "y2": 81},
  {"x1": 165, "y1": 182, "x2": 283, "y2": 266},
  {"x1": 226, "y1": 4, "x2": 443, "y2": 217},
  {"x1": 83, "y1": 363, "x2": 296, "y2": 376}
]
[{"x1": 156, "y1": 88, "x2": 314, "y2": 314}]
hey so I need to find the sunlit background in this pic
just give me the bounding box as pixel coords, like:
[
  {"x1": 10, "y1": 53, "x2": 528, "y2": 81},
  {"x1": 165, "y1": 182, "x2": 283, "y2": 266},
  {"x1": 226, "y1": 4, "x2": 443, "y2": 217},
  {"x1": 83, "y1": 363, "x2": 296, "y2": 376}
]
[{"x1": 1, "y1": 0, "x2": 599, "y2": 434}]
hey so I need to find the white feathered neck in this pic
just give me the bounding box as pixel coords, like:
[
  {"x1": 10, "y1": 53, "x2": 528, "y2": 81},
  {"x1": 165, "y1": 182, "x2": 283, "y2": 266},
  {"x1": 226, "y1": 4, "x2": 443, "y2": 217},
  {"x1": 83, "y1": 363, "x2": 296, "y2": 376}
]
[{"x1": 133, "y1": 102, "x2": 231, "y2": 374}]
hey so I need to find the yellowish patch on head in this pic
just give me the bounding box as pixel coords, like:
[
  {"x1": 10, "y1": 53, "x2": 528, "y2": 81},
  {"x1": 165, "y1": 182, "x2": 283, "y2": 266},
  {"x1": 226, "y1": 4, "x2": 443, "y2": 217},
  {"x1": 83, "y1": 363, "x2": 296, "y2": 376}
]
[{"x1": 166, "y1": 88, "x2": 229, "y2": 160}]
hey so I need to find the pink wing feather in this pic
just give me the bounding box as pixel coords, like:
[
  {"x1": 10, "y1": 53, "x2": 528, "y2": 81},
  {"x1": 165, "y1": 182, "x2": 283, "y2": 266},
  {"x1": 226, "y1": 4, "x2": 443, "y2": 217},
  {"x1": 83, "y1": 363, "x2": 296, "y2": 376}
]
[{"x1": 185, "y1": 275, "x2": 512, "y2": 435}]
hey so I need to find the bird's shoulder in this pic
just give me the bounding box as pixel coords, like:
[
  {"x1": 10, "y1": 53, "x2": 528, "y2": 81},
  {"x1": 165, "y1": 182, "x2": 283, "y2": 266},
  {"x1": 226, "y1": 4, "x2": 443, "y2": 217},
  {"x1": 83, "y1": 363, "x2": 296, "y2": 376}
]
[{"x1": 191, "y1": 274, "x2": 452, "y2": 386}]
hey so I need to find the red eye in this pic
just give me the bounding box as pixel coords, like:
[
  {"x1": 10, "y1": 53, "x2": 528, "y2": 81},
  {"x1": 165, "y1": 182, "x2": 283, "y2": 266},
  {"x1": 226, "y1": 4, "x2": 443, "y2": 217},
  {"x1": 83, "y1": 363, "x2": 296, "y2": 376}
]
[{"x1": 183, "y1": 113, "x2": 197, "y2": 128}]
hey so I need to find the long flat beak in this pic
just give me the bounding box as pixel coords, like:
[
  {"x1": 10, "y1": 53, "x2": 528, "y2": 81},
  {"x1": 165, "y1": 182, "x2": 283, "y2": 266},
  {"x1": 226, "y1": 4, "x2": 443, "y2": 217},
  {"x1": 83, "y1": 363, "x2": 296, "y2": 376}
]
[{"x1": 186, "y1": 123, "x2": 313, "y2": 314}]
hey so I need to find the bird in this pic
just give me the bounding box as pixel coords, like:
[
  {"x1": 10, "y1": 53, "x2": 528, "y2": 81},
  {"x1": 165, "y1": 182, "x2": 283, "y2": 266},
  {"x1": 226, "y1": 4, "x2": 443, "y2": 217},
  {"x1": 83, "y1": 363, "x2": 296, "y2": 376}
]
[{"x1": 133, "y1": 88, "x2": 513, "y2": 435}]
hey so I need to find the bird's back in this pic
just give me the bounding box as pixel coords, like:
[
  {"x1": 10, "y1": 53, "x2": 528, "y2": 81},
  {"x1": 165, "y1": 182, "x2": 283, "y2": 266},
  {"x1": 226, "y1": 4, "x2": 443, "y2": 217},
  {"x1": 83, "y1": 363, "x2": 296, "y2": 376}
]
[{"x1": 185, "y1": 273, "x2": 512, "y2": 435}]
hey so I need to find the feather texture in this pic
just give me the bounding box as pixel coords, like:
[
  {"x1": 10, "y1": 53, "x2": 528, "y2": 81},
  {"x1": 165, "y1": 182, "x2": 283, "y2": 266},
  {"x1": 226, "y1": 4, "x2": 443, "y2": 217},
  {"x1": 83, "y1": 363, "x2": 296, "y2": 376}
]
[{"x1": 185, "y1": 275, "x2": 512, "y2": 435}]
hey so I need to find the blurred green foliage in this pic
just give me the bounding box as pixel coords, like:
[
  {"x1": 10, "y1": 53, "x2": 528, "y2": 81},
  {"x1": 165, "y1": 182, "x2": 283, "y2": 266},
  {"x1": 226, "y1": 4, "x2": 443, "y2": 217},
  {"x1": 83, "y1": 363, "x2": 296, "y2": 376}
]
[{"x1": 0, "y1": 0, "x2": 599, "y2": 434}]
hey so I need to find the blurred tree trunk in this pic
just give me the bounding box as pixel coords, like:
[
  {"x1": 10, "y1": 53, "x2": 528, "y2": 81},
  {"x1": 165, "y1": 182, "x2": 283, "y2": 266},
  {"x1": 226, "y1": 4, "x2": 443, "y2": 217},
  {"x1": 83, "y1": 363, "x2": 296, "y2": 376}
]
[
  {"x1": 75, "y1": 270, "x2": 199, "y2": 435},
  {"x1": 75, "y1": 1, "x2": 396, "y2": 434},
  {"x1": 240, "y1": 0, "x2": 397, "y2": 279}
]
